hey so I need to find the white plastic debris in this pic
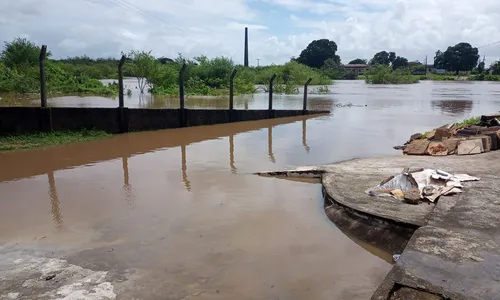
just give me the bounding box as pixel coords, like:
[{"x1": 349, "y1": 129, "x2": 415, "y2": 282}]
[{"x1": 366, "y1": 168, "x2": 480, "y2": 202}]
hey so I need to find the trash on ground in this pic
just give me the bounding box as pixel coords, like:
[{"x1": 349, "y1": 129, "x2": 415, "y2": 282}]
[
  {"x1": 392, "y1": 254, "x2": 401, "y2": 262},
  {"x1": 365, "y1": 168, "x2": 479, "y2": 203}
]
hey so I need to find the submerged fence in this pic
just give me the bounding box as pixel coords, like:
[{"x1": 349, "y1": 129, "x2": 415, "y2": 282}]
[
  {"x1": 38, "y1": 46, "x2": 316, "y2": 113},
  {"x1": 0, "y1": 46, "x2": 328, "y2": 135}
]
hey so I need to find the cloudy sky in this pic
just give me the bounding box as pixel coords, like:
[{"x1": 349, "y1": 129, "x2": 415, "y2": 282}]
[{"x1": 1, "y1": 0, "x2": 500, "y2": 66}]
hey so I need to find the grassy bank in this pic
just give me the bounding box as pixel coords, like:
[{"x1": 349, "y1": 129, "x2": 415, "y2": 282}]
[{"x1": 0, "y1": 130, "x2": 111, "y2": 151}]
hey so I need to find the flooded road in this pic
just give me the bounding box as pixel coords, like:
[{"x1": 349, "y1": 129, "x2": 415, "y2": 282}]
[{"x1": 1, "y1": 80, "x2": 500, "y2": 299}]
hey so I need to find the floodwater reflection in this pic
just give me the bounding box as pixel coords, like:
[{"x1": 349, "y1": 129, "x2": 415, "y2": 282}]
[
  {"x1": 2, "y1": 80, "x2": 500, "y2": 299},
  {"x1": 48, "y1": 171, "x2": 63, "y2": 228},
  {"x1": 431, "y1": 99, "x2": 474, "y2": 115},
  {"x1": 268, "y1": 126, "x2": 275, "y2": 163}
]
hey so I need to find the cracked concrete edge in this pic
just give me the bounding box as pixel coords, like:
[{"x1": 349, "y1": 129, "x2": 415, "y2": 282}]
[
  {"x1": 0, "y1": 248, "x2": 117, "y2": 300},
  {"x1": 322, "y1": 186, "x2": 416, "y2": 255},
  {"x1": 254, "y1": 166, "x2": 327, "y2": 178}
]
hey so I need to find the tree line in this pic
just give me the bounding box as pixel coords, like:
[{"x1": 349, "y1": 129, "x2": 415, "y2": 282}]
[
  {"x1": 1, "y1": 37, "x2": 500, "y2": 96},
  {"x1": 0, "y1": 37, "x2": 332, "y2": 96},
  {"x1": 293, "y1": 38, "x2": 500, "y2": 77}
]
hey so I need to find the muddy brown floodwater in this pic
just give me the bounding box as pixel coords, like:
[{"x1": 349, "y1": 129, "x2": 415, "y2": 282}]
[{"x1": 1, "y1": 80, "x2": 500, "y2": 299}]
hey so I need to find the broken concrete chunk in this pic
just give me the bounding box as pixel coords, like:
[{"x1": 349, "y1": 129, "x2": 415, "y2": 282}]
[
  {"x1": 456, "y1": 128, "x2": 481, "y2": 137},
  {"x1": 442, "y1": 137, "x2": 465, "y2": 155},
  {"x1": 457, "y1": 140, "x2": 482, "y2": 155},
  {"x1": 482, "y1": 131, "x2": 499, "y2": 150},
  {"x1": 404, "y1": 140, "x2": 430, "y2": 155},
  {"x1": 426, "y1": 142, "x2": 448, "y2": 156},
  {"x1": 426, "y1": 130, "x2": 436, "y2": 140},
  {"x1": 410, "y1": 133, "x2": 423, "y2": 142},
  {"x1": 432, "y1": 128, "x2": 452, "y2": 141},
  {"x1": 467, "y1": 135, "x2": 492, "y2": 152}
]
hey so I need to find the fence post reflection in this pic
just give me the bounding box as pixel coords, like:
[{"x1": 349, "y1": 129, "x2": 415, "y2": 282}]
[
  {"x1": 122, "y1": 155, "x2": 134, "y2": 205},
  {"x1": 229, "y1": 135, "x2": 237, "y2": 174},
  {"x1": 268, "y1": 126, "x2": 275, "y2": 163},
  {"x1": 181, "y1": 145, "x2": 191, "y2": 191},
  {"x1": 47, "y1": 171, "x2": 63, "y2": 228},
  {"x1": 302, "y1": 119, "x2": 310, "y2": 153}
]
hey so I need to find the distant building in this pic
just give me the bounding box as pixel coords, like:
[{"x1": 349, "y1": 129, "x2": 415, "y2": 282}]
[
  {"x1": 426, "y1": 64, "x2": 447, "y2": 74},
  {"x1": 342, "y1": 64, "x2": 369, "y2": 75}
]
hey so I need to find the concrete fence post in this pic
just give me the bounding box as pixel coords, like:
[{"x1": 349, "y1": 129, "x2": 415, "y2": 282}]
[
  {"x1": 38, "y1": 45, "x2": 53, "y2": 132},
  {"x1": 303, "y1": 78, "x2": 312, "y2": 113},
  {"x1": 39, "y1": 45, "x2": 47, "y2": 108},
  {"x1": 179, "y1": 63, "x2": 187, "y2": 110},
  {"x1": 268, "y1": 74, "x2": 277, "y2": 112},
  {"x1": 179, "y1": 63, "x2": 187, "y2": 127},
  {"x1": 229, "y1": 69, "x2": 238, "y2": 110},
  {"x1": 118, "y1": 55, "x2": 126, "y2": 108},
  {"x1": 117, "y1": 55, "x2": 128, "y2": 133},
  {"x1": 229, "y1": 69, "x2": 238, "y2": 122}
]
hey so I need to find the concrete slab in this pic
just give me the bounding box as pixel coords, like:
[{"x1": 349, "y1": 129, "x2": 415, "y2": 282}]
[
  {"x1": 322, "y1": 169, "x2": 434, "y2": 227},
  {"x1": 258, "y1": 151, "x2": 500, "y2": 300},
  {"x1": 404, "y1": 140, "x2": 430, "y2": 155},
  {"x1": 372, "y1": 226, "x2": 500, "y2": 300},
  {"x1": 457, "y1": 140, "x2": 482, "y2": 155}
]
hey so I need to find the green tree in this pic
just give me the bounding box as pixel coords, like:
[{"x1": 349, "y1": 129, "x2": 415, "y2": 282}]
[
  {"x1": 348, "y1": 58, "x2": 367, "y2": 64},
  {"x1": 127, "y1": 50, "x2": 160, "y2": 93},
  {"x1": 1, "y1": 37, "x2": 50, "y2": 69},
  {"x1": 434, "y1": 50, "x2": 445, "y2": 69},
  {"x1": 370, "y1": 51, "x2": 391, "y2": 65},
  {"x1": 389, "y1": 52, "x2": 396, "y2": 64},
  {"x1": 440, "y1": 43, "x2": 479, "y2": 74},
  {"x1": 476, "y1": 61, "x2": 485, "y2": 74},
  {"x1": 392, "y1": 56, "x2": 409, "y2": 70},
  {"x1": 321, "y1": 58, "x2": 342, "y2": 79},
  {"x1": 490, "y1": 61, "x2": 500, "y2": 75},
  {"x1": 296, "y1": 39, "x2": 339, "y2": 69}
]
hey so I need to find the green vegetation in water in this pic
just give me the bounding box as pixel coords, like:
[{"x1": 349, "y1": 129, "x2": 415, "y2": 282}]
[
  {"x1": 314, "y1": 86, "x2": 331, "y2": 93},
  {"x1": 0, "y1": 130, "x2": 111, "y2": 151},
  {"x1": 0, "y1": 38, "x2": 117, "y2": 95},
  {"x1": 365, "y1": 65, "x2": 419, "y2": 84},
  {"x1": 131, "y1": 52, "x2": 331, "y2": 96}
]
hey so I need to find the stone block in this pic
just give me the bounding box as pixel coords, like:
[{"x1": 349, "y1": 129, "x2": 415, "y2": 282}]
[
  {"x1": 456, "y1": 128, "x2": 480, "y2": 137},
  {"x1": 467, "y1": 135, "x2": 492, "y2": 152},
  {"x1": 404, "y1": 140, "x2": 430, "y2": 155},
  {"x1": 426, "y1": 130, "x2": 436, "y2": 140},
  {"x1": 482, "y1": 131, "x2": 499, "y2": 150},
  {"x1": 426, "y1": 142, "x2": 448, "y2": 156},
  {"x1": 410, "y1": 133, "x2": 423, "y2": 141},
  {"x1": 432, "y1": 127, "x2": 452, "y2": 140},
  {"x1": 457, "y1": 140, "x2": 482, "y2": 155},
  {"x1": 442, "y1": 137, "x2": 465, "y2": 155}
]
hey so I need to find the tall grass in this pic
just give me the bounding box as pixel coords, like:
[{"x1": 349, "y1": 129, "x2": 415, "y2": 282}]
[{"x1": 0, "y1": 130, "x2": 111, "y2": 151}]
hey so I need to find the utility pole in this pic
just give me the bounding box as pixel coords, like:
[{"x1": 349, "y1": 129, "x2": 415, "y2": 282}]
[{"x1": 425, "y1": 55, "x2": 428, "y2": 75}]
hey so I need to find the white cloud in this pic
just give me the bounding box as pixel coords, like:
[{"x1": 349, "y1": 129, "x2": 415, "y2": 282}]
[{"x1": 0, "y1": 0, "x2": 499, "y2": 65}]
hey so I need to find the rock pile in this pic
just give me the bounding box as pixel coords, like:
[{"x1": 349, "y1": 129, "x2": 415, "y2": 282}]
[{"x1": 398, "y1": 114, "x2": 500, "y2": 156}]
